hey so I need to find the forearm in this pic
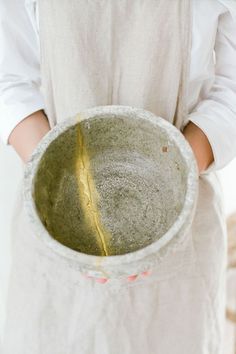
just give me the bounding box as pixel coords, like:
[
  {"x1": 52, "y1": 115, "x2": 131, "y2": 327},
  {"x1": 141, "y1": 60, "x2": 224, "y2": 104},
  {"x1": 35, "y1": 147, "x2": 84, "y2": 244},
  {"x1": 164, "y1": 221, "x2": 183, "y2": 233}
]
[
  {"x1": 8, "y1": 110, "x2": 213, "y2": 172},
  {"x1": 183, "y1": 121, "x2": 214, "y2": 174},
  {"x1": 8, "y1": 110, "x2": 51, "y2": 163}
]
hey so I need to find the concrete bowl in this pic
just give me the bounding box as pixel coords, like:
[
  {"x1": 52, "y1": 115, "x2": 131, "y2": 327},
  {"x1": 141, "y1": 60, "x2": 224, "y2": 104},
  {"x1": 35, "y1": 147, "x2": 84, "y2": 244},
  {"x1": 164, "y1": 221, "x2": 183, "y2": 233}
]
[{"x1": 23, "y1": 105, "x2": 198, "y2": 278}]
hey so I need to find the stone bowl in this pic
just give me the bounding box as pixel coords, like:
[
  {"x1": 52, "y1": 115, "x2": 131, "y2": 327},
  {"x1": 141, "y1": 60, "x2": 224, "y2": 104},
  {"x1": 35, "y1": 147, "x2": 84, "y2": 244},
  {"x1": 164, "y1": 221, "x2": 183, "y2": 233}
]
[{"x1": 23, "y1": 105, "x2": 198, "y2": 278}]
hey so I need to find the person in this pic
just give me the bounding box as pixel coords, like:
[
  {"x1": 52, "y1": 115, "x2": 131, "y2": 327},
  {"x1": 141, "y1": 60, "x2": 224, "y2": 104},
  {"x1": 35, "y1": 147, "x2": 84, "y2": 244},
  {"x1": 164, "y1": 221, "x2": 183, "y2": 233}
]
[{"x1": 0, "y1": 0, "x2": 236, "y2": 353}]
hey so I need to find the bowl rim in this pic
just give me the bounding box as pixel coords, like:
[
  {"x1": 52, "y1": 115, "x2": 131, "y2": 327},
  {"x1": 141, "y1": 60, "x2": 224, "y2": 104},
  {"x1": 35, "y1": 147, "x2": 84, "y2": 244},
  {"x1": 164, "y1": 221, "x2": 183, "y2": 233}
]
[{"x1": 23, "y1": 105, "x2": 198, "y2": 267}]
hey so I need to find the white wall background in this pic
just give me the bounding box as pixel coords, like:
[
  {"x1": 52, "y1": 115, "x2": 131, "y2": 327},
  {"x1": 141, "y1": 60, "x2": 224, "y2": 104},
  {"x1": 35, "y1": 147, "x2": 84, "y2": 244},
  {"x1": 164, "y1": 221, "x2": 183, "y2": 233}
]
[
  {"x1": 218, "y1": 160, "x2": 236, "y2": 216},
  {"x1": 0, "y1": 141, "x2": 236, "y2": 344}
]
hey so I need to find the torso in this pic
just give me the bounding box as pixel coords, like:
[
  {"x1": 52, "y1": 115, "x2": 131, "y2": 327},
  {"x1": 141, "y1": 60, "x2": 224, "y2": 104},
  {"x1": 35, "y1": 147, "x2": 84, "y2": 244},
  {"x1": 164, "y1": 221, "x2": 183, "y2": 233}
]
[{"x1": 24, "y1": 0, "x2": 229, "y2": 113}]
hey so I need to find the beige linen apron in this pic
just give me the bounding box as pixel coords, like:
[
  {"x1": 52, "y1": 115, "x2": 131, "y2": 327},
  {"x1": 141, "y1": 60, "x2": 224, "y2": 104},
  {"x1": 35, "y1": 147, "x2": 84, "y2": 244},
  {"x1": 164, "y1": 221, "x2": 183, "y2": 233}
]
[{"x1": 3, "y1": 1, "x2": 227, "y2": 353}]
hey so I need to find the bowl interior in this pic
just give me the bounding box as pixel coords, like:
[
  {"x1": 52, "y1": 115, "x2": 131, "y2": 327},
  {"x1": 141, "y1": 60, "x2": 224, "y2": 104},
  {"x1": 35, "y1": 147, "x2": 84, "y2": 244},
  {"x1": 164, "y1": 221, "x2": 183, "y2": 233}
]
[{"x1": 33, "y1": 114, "x2": 188, "y2": 256}]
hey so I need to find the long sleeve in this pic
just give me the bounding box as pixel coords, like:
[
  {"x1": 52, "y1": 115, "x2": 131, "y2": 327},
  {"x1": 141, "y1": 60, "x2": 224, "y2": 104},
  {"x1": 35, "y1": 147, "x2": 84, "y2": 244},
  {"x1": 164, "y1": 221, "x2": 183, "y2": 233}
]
[
  {"x1": 0, "y1": 0, "x2": 45, "y2": 145},
  {"x1": 186, "y1": 6, "x2": 236, "y2": 174}
]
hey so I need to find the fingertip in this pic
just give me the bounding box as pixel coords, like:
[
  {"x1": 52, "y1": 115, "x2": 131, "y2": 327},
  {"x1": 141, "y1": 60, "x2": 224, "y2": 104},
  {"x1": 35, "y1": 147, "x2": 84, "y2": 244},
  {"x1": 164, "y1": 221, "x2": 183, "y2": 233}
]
[
  {"x1": 82, "y1": 273, "x2": 93, "y2": 279},
  {"x1": 96, "y1": 277, "x2": 108, "y2": 284},
  {"x1": 127, "y1": 274, "x2": 138, "y2": 281}
]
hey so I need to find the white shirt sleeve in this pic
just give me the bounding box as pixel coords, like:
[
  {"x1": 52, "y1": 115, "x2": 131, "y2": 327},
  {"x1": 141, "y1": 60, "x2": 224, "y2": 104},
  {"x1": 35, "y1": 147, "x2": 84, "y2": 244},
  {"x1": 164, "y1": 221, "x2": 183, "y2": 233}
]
[
  {"x1": 0, "y1": 0, "x2": 45, "y2": 145},
  {"x1": 186, "y1": 7, "x2": 236, "y2": 174}
]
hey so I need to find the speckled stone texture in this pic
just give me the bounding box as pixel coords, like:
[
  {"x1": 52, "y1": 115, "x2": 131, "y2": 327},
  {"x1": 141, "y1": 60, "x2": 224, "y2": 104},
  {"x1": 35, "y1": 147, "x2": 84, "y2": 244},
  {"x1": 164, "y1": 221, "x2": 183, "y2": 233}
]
[{"x1": 24, "y1": 105, "x2": 198, "y2": 278}]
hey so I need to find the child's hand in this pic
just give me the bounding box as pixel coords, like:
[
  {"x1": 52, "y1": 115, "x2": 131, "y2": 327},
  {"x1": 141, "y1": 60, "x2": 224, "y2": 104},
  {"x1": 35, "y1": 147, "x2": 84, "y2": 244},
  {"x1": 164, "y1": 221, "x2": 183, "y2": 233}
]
[
  {"x1": 82, "y1": 270, "x2": 152, "y2": 283},
  {"x1": 182, "y1": 121, "x2": 214, "y2": 174}
]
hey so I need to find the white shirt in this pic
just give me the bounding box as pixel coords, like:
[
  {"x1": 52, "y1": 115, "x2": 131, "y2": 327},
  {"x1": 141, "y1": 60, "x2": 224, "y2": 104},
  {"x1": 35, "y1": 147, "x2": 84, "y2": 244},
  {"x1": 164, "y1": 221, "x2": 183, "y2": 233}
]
[{"x1": 1, "y1": 0, "x2": 236, "y2": 174}]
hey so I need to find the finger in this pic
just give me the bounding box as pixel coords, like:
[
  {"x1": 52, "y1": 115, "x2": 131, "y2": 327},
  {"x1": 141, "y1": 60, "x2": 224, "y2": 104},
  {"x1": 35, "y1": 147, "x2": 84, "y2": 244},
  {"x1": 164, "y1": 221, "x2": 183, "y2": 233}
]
[
  {"x1": 127, "y1": 274, "x2": 138, "y2": 281},
  {"x1": 95, "y1": 277, "x2": 108, "y2": 283},
  {"x1": 141, "y1": 270, "x2": 152, "y2": 276},
  {"x1": 82, "y1": 274, "x2": 108, "y2": 283},
  {"x1": 82, "y1": 273, "x2": 93, "y2": 279}
]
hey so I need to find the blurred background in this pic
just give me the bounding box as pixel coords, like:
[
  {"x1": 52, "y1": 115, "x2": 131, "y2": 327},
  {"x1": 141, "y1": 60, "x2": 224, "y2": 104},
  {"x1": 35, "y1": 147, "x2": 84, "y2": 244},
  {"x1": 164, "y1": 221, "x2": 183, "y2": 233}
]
[{"x1": 0, "y1": 141, "x2": 236, "y2": 352}]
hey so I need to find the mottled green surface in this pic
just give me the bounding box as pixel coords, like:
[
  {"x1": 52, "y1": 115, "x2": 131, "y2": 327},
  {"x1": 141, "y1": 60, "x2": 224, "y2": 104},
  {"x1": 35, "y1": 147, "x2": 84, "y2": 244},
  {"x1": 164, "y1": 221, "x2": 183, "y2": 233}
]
[{"x1": 33, "y1": 115, "x2": 187, "y2": 256}]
